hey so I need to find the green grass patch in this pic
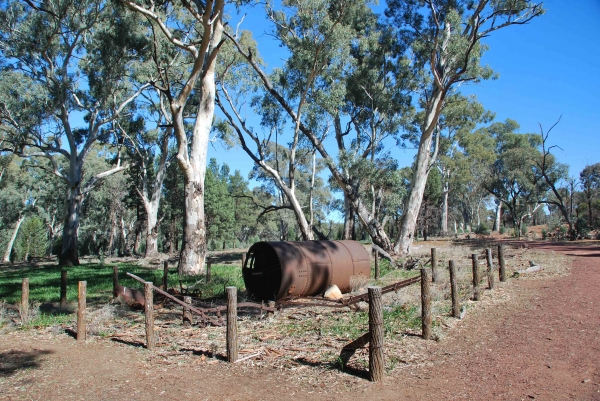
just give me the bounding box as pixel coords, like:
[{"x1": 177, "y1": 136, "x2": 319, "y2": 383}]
[{"x1": 0, "y1": 262, "x2": 244, "y2": 305}]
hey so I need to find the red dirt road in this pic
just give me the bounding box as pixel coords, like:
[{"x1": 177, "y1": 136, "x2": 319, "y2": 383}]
[{"x1": 1, "y1": 242, "x2": 599, "y2": 400}]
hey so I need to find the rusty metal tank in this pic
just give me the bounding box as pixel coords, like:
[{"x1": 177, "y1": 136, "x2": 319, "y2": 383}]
[{"x1": 242, "y1": 240, "x2": 371, "y2": 301}]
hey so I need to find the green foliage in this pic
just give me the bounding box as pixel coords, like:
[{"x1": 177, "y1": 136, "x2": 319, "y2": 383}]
[
  {"x1": 474, "y1": 223, "x2": 490, "y2": 236},
  {"x1": 14, "y1": 217, "x2": 48, "y2": 261}
]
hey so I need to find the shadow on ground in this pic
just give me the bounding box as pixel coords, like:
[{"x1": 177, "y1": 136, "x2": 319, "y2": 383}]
[{"x1": 0, "y1": 349, "x2": 54, "y2": 377}]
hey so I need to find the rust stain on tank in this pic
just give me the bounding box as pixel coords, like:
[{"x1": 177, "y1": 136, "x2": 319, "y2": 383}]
[{"x1": 242, "y1": 240, "x2": 371, "y2": 301}]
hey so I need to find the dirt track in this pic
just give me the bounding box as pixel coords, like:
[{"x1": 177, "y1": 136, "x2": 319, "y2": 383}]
[{"x1": 1, "y1": 242, "x2": 599, "y2": 400}]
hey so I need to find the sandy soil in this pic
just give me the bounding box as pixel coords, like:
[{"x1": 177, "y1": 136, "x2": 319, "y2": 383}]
[{"x1": 1, "y1": 241, "x2": 599, "y2": 400}]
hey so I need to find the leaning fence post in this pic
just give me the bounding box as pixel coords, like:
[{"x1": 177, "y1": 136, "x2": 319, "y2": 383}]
[
  {"x1": 368, "y1": 286, "x2": 384, "y2": 382},
  {"x1": 144, "y1": 282, "x2": 154, "y2": 350},
  {"x1": 183, "y1": 295, "x2": 192, "y2": 327},
  {"x1": 472, "y1": 254, "x2": 480, "y2": 301},
  {"x1": 77, "y1": 281, "x2": 87, "y2": 342},
  {"x1": 21, "y1": 278, "x2": 29, "y2": 324},
  {"x1": 498, "y1": 244, "x2": 506, "y2": 282},
  {"x1": 113, "y1": 265, "x2": 119, "y2": 299},
  {"x1": 206, "y1": 260, "x2": 212, "y2": 283},
  {"x1": 374, "y1": 249, "x2": 380, "y2": 280},
  {"x1": 449, "y1": 260, "x2": 460, "y2": 318},
  {"x1": 421, "y1": 268, "x2": 432, "y2": 340},
  {"x1": 241, "y1": 252, "x2": 247, "y2": 268},
  {"x1": 163, "y1": 261, "x2": 169, "y2": 290},
  {"x1": 431, "y1": 248, "x2": 438, "y2": 283},
  {"x1": 226, "y1": 286, "x2": 238, "y2": 363},
  {"x1": 486, "y1": 248, "x2": 495, "y2": 290}
]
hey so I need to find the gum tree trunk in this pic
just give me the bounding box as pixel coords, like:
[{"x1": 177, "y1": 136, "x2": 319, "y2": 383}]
[{"x1": 3, "y1": 213, "x2": 25, "y2": 262}]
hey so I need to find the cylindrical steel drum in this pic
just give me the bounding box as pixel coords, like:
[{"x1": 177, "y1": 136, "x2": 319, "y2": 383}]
[{"x1": 242, "y1": 240, "x2": 370, "y2": 301}]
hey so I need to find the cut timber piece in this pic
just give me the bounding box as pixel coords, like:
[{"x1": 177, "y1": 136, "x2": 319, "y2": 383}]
[{"x1": 324, "y1": 285, "x2": 343, "y2": 300}]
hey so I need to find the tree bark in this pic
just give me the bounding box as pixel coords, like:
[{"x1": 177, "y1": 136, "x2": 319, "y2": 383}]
[
  {"x1": 60, "y1": 182, "x2": 83, "y2": 266},
  {"x1": 3, "y1": 213, "x2": 25, "y2": 262}
]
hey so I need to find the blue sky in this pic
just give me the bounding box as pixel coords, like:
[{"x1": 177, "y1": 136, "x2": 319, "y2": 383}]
[{"x1": 209, "y1": 0, "x2": 600, "y2": 183}]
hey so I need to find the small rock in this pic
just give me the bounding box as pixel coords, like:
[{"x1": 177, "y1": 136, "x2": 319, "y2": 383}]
[
  {"x1": 324, "y1": 285, "x2": 343, "y2": 300},
  {"x1": 356, "y1": 301, "x2": 368, "y2": 311}
]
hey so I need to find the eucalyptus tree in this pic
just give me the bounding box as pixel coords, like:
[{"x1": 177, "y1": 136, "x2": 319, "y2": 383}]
[
  {"x1": 483, "y1": 119, "x2": 543, "y2": 237},
  {"x1": 385, "y1": 0, "x2": 544, "y2": 254},
  {"x1": 120, "y1": 89, "x2": 172, "y2": 257},
  {"x1": 120, "y1": 0, "x2": 228, "y2": 275},
  {"x1": 580, "y1": 163, "x2": 600, "y2": 229},
  {"x1": 534, "y1": 119, "x2": 575, "y2": 239},
  {"x1": 225, "y1": 0, "x2": 413, "y2": 252},
  {"x1": 429, "y1": 94, "x2": 493, "y2": 234},
  {"x1": 0, "y1": 0, "x2": 150, "y2": 265}
]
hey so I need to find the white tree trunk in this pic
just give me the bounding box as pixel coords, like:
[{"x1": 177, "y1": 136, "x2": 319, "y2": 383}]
[
  {"x1": 494, "y1": 199, "x2": 502, "y2": 232},
  {"x1": 3, "y1": 214, "x2": 25, "y2": 262},
  {"x1": 60, "y1": 177, "x2": 84, "y2": 266},
  {"x1": 441, "y1": 181, "x2": 449, "y2": 236}
]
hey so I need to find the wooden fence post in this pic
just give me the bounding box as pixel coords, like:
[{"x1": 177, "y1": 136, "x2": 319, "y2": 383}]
[
  {"x1": 472, "y1": 254, "x2": 480, "y2": 301},
  {"x1": 449, "y1": 260, "x2": 459, "y2": 318},
  {"x1": 183, "y1": 295, "x2": 192, "y2": 327},
  {"x1": 206, "y1": 260, "x2": 212, "y2": 283},
  {"x1": 421, "y1": 268, "x2": 432, "y2": 340},
  {"x1": 374, "y1": 250, "x2": 380, "y2": 280},
  {"x1": 368, "y1": 286, "x2": 384, "y2": 382},
  {"x1": 60, "y1": 269, "x2": 68, "y2": 309},
  {"x1": 431, "y1": 248, "x2": 438, "y2": 283},
  {"x1": 241, "y1": 253, "x2": 247, "y2": 267},
  {"x1": 226, "y1": 286, "x2": 238, "y2": 362},
  {"x1": 77, "y1": 281, "x2": 86, "y2": 342},
  {"x1": 21, "y1": 278, "x2": 29, "y2": 324},
  {"x1": 144, "y1": 282, "x2": 154, "y2": 350},
  {"x1": 498, "y1": 244, "x2": 506, "y2": 282},
  {"x1": 113, "y1": 265, "x2": 119, "y2": 299},
  {"x1": 163, "y1": 261, "x2": 169, "y2": 290},
  {"x1": 486, "y1": 248, "x2": 495, "y2": 290}
]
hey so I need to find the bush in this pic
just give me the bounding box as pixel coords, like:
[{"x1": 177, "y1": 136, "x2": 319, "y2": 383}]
[
  {"x1": 499, "y1": 226, "x2": 506, "y2": 235},
  {"x1": 474, "y1": 223, "x2": 490, "y2": 235},
  {"x1": 541, "y1": 228, "x2": 548, "y2": 239}
]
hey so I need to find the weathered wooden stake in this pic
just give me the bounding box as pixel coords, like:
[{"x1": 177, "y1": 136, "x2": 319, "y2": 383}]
[
  {"x1": 144, "y1": 282, "x2": 154, "y2": 350},
  {"x1": 449, "y1": 260, "x2": 460, "y2": 318},
  {"x1": 486, "y1": 248, "x2": 495, "y2": 290},
  {"x1": 21, "y1": 278, "x2": 29, "y2": 323},
  {"x1": 368, "y1": 286, "x2": 384, "y2": 382},
  {"x1": 421, "y1": 268, "x2": 432, "y2": 340},
  {"x1": 113, "y1": 265, "x2": 119, "y2": 299},
  {"x1": 241, "y1": 253, "x2": 247, "y2": 267},
  {"x1": 498, "y1": 244, "x2": 506, "y2": 282},
  {"x1": 268, "y1": 300, "x2": 276, "y2": 318},
  {"x1": 431, "y1": 248, "x2": 438, "y2": 283},
  {"x1": 472, "y1": 254, "x2": 480, "y2": 301},
  {"x1": 226, "y1": 286, "x2": 238, "y2": 362},
  {"x1": 206, "y1": 260, "x2": 212, "y2": 283},
  {"x1": 77, "y1": 281, "x2": 87, "y2": 342},
  {"x1": 183, "y1": 295, "x2": 192, "y2": 327},
  {"x1": 163, "y1": 261, "x2": 169, "y2": 290},
  {"x1": 60, "y1": 269, "x2": 68, "y2": 308},
  {"x1": 374, "y1": 250, "x2": 380, "y2": 280}
]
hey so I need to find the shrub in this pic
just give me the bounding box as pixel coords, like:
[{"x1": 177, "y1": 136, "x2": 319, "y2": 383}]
[
  {"x1": 474, "y1": 223, "x2": 490, "y2": 235},
  {"x1": 499, "y1": 226, "x2": 506, "y2": 235},
  {"x1": 541, "y1": 228, "x2": 548, "y2": 239}
]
